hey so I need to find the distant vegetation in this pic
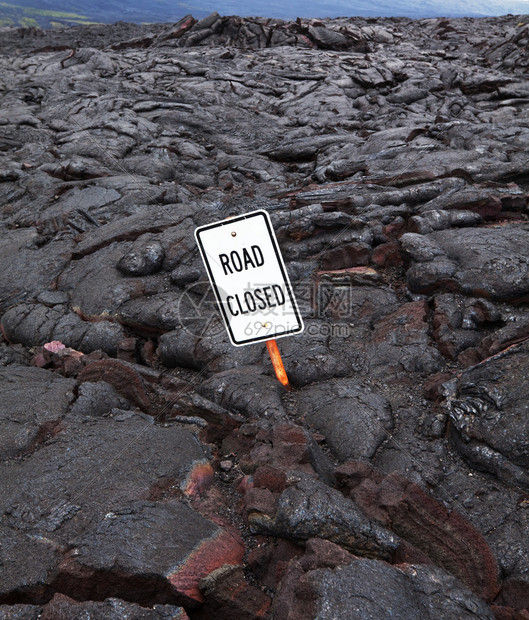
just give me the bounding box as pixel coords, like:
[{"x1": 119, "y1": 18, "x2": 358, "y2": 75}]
[
  {"x1": 0, "y1": 2, "x2": 98, "y2": 28},
  {"x1": 0, "y1": 0, "x2": 200, "y2": 29}
]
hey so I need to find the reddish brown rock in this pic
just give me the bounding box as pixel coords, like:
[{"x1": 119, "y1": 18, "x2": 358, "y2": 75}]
[
  {"x1": 247, "y1": 539, "x2": 305, "y2": 590},
  {"x1": 269, "y1": 557, "x2": 318, "y2": 620},
  {"x1": 423, "y1": 371, "x2": 453, "y2": 401},
  {"x1": 458, "y1": 347, "x2": 484, "y2": 367},
  {"x1": 496, "y1": 575, "x2": 529, "y2": 612},
  {"x1": 77, "y1": 358, "x2": 153, "y2": 412},
  {"x1": 244, "y1": 487, "x2": 279, "y2": 519},
  {"x1": 383, "y1": 218, "x2": 407, "y2": 239},
  {"x1": 372, "y1": 241, "x2": 403, "y2": 267},
  {"x1": 253, "y1": 464, "x2": 288, "y2": 493},
  {"x1": 320, "y1": 242, "x2": 371, "y2": 270},
  {"x1": 181, "y1": 462, "x2": 215, "y2": 498},
  {"x1": 491, "y1": 607, "x2": 529, "y2": 620},
  {"x1": 241, "y1": 423, "x2": 333, "y2": 482},
  {"x1": 77, "y1": 358, "x2": 191, "y2": 417},
  {"x1": 336, "y1": 460, "x2": 501, "y2": 601},
  {"x1": 168, "y1": 527, "x2": 245, "y2": 605},
  {"x1": 301, "y1": 537, "x2": 356, "y2": 569},
  {"x1": 195, "y1": 565, "x2": 271, "y2": 620},
  {"x1": 272, "y1": 424, "x2": 308, "y2": 446},
  {"x1": 31, "y1": 345, "x2": 86, "y2": 375},
  {"x1": 141, "y1": 339, "x2": 158, "y2": 366},
  {"x1": 169, "y1": 393, "x2": 244, "y2": 444},
  {"x1": 156, "y1": 14, "x2": 197, "y2": 43},
  {"x1": 452, "y1": 195, "x2": 502, "y2": 219},
  {"x1": 116, "y1": 337, "x2": 138, "y2": 363}
]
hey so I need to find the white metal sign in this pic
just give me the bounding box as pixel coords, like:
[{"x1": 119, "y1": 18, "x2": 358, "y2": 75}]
[{"x1": 195, "y1": 210, "x2": 304, "y2": 346}]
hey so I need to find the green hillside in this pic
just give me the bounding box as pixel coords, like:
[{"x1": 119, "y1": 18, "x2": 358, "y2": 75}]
[{"x1": 0, "y1": 2, "x2": 100, "y2": 28}]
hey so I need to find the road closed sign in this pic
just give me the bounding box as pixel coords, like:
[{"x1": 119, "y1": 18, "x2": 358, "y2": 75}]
[{"x1": 195, "y1": 210, "x2": 304, "y2": 346}]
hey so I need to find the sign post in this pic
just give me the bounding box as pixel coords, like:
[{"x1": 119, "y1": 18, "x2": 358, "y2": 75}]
[
  {"x1": 195, "y1": 209, "x2": 304, "y2": 386},
  {"x1": 266, "y1": 339, "x2": 291, "y2": 389}
]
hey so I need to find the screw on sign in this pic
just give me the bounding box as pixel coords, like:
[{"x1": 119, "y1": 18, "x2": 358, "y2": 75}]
[{"x1": 195, "y1": 210, "x2": 304, "y2": 388}]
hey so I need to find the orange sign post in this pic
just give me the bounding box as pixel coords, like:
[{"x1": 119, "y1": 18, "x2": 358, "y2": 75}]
[{"x1": 266, "y1": 338, "x2": 291, "y2": 389}]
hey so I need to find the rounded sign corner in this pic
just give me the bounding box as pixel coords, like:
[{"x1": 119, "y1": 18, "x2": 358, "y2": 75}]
[{"x1": 253, "y1": 209, "x2": 271, "y2": 219}]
